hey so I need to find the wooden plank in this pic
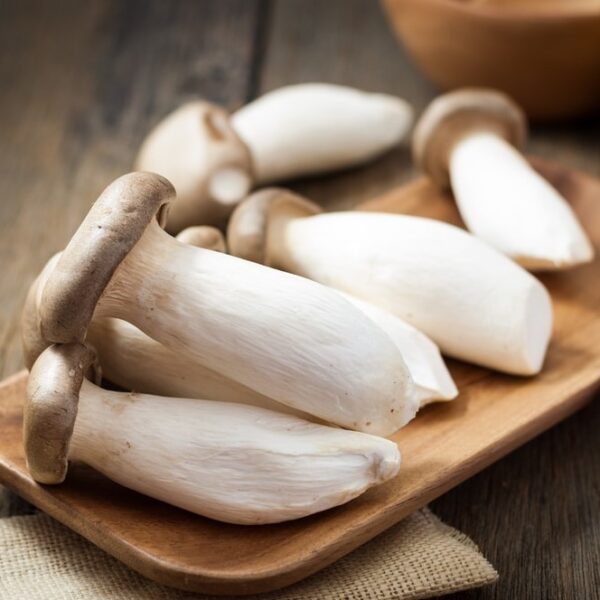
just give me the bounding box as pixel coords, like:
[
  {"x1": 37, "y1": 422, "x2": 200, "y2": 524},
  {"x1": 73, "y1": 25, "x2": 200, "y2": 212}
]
[
  {"x1": 0, "y1": 158, "x2": 597, "y2": 595},
  {"x1": 0, "y1": 0, "x2": 261, "y2": 379}
]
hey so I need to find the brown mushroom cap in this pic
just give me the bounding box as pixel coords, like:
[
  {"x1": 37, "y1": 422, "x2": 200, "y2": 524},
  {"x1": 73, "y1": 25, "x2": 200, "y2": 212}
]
[
  {"x1": 135, "y1": 102, "x2": 255, "y2": 233},
  {"x1": 39, "y1": 172, "x2": 174, "y2": 346},
  {"x1": 413, "y1": 88, "x2": 527, "y2": 188},
  {"x1": 175, "y1": 225, "x2": 227, "y2": 253},
  {"x1": 24, "y1": 342, "x2": 100, "y2": 484},
  {"x1": 21, "y1": 254, "x2": 62, "y2": 369},
  {"x1": 227, "y1": 188, "x2": 321, "y2": 265}
]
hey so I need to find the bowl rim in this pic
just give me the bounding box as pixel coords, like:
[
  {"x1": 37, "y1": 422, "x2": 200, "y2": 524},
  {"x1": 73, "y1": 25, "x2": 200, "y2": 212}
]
[{"x1": 384, "y1": 0, "x2": 600, "y2": 22}]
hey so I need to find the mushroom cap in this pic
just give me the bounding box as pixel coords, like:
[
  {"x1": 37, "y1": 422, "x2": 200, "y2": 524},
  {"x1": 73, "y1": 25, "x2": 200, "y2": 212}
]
[
  {"x1": 175, "y1": 225, "x2": 226, "y2": 253},
  {"x1": 21, "y1": 253, "x2": 62, "y2": 369},
  {"x1": 413, "y1": 88, "x2": 527, "y2": 188},
  {"x1": 39, "y1": 172, "x2": 174, "y2": 346},
  {"x1": 227, "y1": 188, "x2": 321, "y2": 264},
  {"x1": 24, "y1": 342, "x2": 100, "y2": 484},
  {"x1": 135, "y1": 102, "x2": 254, "y2": 232}
]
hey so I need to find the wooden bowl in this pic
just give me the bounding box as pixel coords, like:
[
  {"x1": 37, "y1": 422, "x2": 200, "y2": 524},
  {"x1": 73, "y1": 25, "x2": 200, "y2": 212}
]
[{"x1": 382, "y1": 0, "x2": 600, "y2": 120}]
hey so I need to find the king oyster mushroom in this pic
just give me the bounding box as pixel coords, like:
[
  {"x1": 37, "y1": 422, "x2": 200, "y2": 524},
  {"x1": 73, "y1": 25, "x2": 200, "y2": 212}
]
[
  {"x1": 21, "y1": 172, "x2": 417, "y2": 435},
  {"x1": 231, "y1": 83, "x2": 414, "y2": 184},
  {"x1": 80, "y1": 226, "x2": 455, "y2": 409},
  {"x1": 135, "y1": 102, "x2": 254, "y2": 233},
  {"x1": 227, "y1": 188, "x2": 554, "y2": 376},
  {"x1": 413, "y1": 89, "x2": 594, "y2": 270},
  {"x1": 135, "y1": 84, "x2": 413, "y2": 231},
  {"x1": 24, "y1": 343, "x2": 401, "y2": 524}
]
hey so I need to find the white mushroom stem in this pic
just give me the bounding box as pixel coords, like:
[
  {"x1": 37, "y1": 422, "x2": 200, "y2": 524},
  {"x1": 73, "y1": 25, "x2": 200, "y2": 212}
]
[
  {"x1": 93, "y1": 222, "x2": 416, "y2": 435},
  {"x1": 68, "y1": 380, "x2": 400, "y2": 525},
  {"x1": 339, "y1": 293, "x2": 457, "y2": 406},
  {"x1": 87, "y1": 318, "x2": 309, "y2": 419},
  {"x1": 174, "y1": 212, "x2": 454, "y2": 405},
  {"x1": 232, "y1": 84, "x2": 414, "y2": 184},
  {"x1": 265, "y1": 211, "x2": 553, "y2": 375},
  {"x1": 89, "y1": 300, "x2": 454, "y2": 414},
  {"x1": 449, "y1": 132, "x2": 594, "y2": 270}
]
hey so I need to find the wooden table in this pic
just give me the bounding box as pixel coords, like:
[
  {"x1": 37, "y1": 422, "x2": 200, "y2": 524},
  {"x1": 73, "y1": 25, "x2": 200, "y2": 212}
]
[{"x1": 1, "y1": 1, "x2": 598, "y2": 597}]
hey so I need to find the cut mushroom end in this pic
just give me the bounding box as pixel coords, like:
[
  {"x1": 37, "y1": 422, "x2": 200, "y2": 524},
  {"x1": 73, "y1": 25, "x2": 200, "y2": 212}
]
[
  {"x1": 517, "y1": 246, "x2": 595, "y2": 272},
  {"x1": 227, "y1": 188, "x2": 321, "y2": 264},
  {"x1": 521, "y1": 281, "x2": 553, "y2": 375},
  {"x1": 175, "y1": 226, "x2": 226, "y2": 253},
  {"x1": 340, "y1": 293, "x2": 459, "y2": 406},
  {"x1": 413, "y1": 88, "x2": 527, "y2": 188},
  {"x1": 38, "y1": 172, "x2": 174, "y2": 346},
  {"x1": 24, "y1": 343, "x2": 100, "y2": 484}
]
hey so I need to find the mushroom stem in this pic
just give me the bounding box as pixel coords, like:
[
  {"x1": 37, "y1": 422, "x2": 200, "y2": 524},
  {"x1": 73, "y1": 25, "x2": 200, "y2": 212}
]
[
  {"x1": 268, "y1": 212, "x2": 552, "y2": 374},
  {"x1": 28, "y1": 344, "x2": 401, "y2": 525},
  {"x1": 448, "y1": 132, "x2": 594, "y2": 270},
  {"x1": 339, "y1": 293, "x2": 458, "y2": 406},
  {"x1": 31, "y1": 173, "x2": 416, "y2": 436},
  {"x1": 232, "y1": 84, "x2": 414, "y2": 184},
  {"x1": 87, "y1": 318, "x2": 310, "y2": 419},
  {"x1": 228, "y1": 190, "x2": 553, "y2": 375},
  {"x1": 87, "y1": 227, "x2": 307, "y2": 417},
  {"x1": 70, "y1": 381, "x2": 400, "y2": 524},
  {"x1": 413, "y1": 89, "x2": 593, "y2": 270},
  {"x1": 88, "y1": 302, "x2": 454, "y2": 413},
  {"x1": 86, "y1": 224, "x2": 451, "y2": 412}
]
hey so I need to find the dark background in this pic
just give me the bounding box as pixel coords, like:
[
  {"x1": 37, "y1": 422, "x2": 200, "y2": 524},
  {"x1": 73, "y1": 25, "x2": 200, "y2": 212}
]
[{"x1": 0, "y1": 1, "x2": 599, "y2": 598}]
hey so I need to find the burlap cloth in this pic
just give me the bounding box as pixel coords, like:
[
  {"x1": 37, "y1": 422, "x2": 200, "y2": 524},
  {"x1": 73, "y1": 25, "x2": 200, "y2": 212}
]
[{"x1": 0, "y1": 487, "x2": 497, "y2": 599}]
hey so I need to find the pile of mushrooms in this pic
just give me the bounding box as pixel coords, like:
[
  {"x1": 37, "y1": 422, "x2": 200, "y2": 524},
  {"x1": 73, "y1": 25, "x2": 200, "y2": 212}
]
[
  {"x1": 22, "y1": 172, "x2": 417, "y2": 524},
  {"x1": 23, "y1": 173, "x2": 417, "y2": 435},
  {"x1": 85, "y1": 227, "x2": 456, "y2": 410},
  {"x1": 21, "y1": 84, "x2": 593, "y2": 526}
]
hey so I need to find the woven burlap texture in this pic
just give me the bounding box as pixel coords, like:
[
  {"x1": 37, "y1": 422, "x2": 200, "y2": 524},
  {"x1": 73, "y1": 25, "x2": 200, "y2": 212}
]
[{"x1": 0, "y1": 507, "x2": 497, "y2": 600}]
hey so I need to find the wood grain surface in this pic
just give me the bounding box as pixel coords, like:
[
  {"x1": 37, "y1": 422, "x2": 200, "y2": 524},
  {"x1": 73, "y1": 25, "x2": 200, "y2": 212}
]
[{"x1": 1, "y1": 1, "x2": 598, "y2": 598}]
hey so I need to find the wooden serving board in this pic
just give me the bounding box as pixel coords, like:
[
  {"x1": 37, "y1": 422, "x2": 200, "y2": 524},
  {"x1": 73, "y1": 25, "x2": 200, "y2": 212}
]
[{"x1": 1, "y1": 157, "x2": 599, "y2": 595}]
